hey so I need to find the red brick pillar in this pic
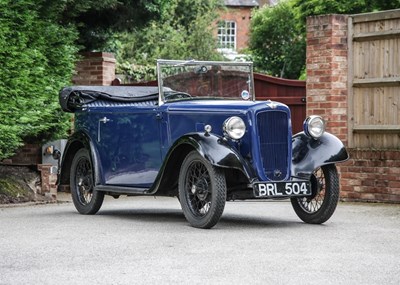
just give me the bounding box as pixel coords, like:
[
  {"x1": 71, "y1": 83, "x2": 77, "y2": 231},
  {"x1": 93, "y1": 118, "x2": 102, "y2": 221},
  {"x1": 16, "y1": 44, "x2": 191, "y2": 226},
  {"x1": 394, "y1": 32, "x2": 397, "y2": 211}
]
[
  {"x1": 37, "y1": 164, "x2": 58, "y2": 200},
  {"x1": 73, "y1": 52, "x2": 116, "y2": 86},
  {"x1": 306, "y1": 14, "x2": 348, "y2": 145}
]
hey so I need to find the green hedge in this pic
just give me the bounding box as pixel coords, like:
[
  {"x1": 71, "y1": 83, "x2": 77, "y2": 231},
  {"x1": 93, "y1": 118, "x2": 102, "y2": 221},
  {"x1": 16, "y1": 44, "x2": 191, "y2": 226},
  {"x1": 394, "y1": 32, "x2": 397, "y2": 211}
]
[{"x1": 0, "y1": 0, "x2": 78, "y2": 160}]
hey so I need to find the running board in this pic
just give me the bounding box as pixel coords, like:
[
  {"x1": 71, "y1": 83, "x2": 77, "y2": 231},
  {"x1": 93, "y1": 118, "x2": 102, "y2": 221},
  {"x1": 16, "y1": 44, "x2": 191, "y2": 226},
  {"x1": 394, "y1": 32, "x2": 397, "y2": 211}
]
[{"x1": 94, "y1": 185, "x2": 150, "y2": 195}]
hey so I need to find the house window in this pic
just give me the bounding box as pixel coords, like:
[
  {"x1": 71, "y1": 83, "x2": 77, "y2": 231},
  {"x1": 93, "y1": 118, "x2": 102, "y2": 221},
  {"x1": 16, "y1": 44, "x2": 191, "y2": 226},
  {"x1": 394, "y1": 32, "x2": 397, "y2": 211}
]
[{"x1": 217, "y1": 21, "x2": 236, "y2": 51}]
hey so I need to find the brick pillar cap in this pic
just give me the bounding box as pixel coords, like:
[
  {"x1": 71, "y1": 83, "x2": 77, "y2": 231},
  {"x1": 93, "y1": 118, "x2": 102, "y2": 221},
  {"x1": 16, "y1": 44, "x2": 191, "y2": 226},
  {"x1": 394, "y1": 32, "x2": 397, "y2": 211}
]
[{"x1": 79, "y1": 52, "x2": 115, "y2": 59}]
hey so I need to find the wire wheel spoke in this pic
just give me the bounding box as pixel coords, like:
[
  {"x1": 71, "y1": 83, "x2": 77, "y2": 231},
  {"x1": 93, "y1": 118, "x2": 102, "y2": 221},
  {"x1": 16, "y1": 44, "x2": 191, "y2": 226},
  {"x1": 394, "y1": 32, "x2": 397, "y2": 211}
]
[
  {"x1": 185, "y1": 161, "x2": 212, "y2": 217},
  {"x1": 291, "y1": 164, "x2": 339, "y2": 224},
  {"x1": 179, "y1": 151, "x2": 227, "y2": 228},
  {"x1": 299, "y1": 168, "x2": 325, "y2": 214},
  {"x1": 75, "y1": 158, "x2": 93, "y2": 205}
]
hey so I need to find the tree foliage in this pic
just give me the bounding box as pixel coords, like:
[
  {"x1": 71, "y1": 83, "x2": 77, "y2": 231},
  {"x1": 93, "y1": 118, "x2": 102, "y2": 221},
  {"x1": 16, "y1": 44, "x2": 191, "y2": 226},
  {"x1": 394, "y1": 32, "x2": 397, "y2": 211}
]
[
  {"x1": 292, "y1": 0, "x2": 400, "y2": 32},
  {"x1": 249, "y1": 1, "x2": 305, "y2": 79},
  {"x1": 39, "y1": 0, "x2": 168, "y2": 51},
  {"x1": 0, "y1": 0, "x2": 225, "y2": 159},
  {"x1": 249, "y1": 0, "x2": 400, "y2": 79},
  {"x1": 0, "y1": 0, "x2": 78, "y2": 160},
  {"x1": 115, "y1": 0, "x2": 224, "y2": 82}
]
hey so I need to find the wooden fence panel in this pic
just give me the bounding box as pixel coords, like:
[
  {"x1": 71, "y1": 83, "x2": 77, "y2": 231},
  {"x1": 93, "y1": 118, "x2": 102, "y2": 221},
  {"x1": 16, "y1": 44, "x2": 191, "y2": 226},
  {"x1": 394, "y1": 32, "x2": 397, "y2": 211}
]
[
  {"x1": 253, "y1": 73, "x2": 306, "y2": 134},
  {"x1": 348, "y1": 9, "x2": 400, "y2": 148}
]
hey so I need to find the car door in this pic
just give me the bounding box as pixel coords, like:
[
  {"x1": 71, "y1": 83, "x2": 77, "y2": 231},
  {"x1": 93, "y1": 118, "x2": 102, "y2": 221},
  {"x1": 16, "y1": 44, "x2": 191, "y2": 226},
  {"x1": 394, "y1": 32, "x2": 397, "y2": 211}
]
[{"x1": 94, "y1": 108, "x2": 162, "y2": 188}]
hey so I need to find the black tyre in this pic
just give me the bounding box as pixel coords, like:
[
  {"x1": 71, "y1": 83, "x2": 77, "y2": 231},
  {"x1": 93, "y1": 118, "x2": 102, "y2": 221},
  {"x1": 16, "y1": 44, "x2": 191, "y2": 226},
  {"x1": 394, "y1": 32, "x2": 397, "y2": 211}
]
[
  {"x1": 70, "y1": 149, "x2": 104, "y2": 215},
  {"x1": 291, "y1": 164, "x2": 339, "y2": 224},
  {"x1": 178, "y1": 151, "x2": 227, "y2": 229}
]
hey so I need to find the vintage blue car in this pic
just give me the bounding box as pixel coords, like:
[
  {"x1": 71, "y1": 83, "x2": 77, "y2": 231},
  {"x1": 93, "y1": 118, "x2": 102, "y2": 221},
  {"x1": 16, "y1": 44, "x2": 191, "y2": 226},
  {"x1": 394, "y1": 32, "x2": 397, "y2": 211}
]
[{"x1": 58, "y1": 59, "x2": 348, "y2": 228}]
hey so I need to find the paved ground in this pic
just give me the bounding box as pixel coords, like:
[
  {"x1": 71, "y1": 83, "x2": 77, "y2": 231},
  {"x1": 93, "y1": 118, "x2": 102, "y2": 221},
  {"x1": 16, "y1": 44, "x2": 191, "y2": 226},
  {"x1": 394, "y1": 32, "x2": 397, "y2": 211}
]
[{"x1": 0, "y1": 195, "x2": 399, "y2": 285}]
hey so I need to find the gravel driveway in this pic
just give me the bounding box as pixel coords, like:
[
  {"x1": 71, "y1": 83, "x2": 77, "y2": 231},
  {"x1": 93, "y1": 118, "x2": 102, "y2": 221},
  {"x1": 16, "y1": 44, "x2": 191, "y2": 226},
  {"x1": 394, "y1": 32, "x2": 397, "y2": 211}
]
[{"x1": 0, "y1": 196, "x2": 399, "y2": 285}]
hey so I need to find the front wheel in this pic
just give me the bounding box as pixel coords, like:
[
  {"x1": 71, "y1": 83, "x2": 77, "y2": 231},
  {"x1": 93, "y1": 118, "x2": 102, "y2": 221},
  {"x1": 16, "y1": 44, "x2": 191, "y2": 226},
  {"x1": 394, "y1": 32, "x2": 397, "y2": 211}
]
[
  {"x1": 178, "y1": 151, "x2": 227, "y2": 229},
  {"x1": 70, "y1": 149, "x2": 104, "y2": 215},
  {"x1": 291, "y1": 164, "x2": 340, "y2": 224}
]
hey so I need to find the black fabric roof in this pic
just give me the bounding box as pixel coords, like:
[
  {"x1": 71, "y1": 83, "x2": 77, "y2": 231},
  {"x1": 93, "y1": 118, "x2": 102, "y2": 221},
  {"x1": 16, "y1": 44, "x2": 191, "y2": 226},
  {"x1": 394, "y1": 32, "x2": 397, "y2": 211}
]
[
  {"x1": 61, "y1": 86, "x2": 160, "y2": 98},
  {"x1": 59, "y1": 86, "x2": 164, "y2": 112}
]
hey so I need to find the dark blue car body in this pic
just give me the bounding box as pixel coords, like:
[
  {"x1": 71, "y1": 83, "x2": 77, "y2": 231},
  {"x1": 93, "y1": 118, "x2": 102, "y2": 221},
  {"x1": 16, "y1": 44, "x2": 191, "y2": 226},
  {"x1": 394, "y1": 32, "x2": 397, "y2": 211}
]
[{"x1": 59, "y1": 60, "x2": 348, "y2": 228}]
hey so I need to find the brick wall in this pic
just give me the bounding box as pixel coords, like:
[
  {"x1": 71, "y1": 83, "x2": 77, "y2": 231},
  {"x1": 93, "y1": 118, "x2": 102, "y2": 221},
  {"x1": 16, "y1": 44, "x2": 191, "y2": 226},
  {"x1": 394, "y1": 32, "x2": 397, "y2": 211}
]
[
  {"x1": 1, "y1": 144, "x2": 41, "y2": 165},
  {"x1": 73, "y1": 52, "x2": 116, "y2": 86},
  {"x1": 340, "y1": 150, "x2": 400, "y2": 203},
  {"x1": 306, "y1": 14, "x2": 400, "y2": 203}
]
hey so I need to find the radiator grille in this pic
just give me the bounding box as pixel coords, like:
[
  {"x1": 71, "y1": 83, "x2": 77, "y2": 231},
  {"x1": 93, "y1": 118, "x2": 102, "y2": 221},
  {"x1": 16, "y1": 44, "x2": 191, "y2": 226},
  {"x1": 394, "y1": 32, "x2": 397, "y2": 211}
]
[{"x1": 256, "y1": 111, "x2": 289, "y2": 180}]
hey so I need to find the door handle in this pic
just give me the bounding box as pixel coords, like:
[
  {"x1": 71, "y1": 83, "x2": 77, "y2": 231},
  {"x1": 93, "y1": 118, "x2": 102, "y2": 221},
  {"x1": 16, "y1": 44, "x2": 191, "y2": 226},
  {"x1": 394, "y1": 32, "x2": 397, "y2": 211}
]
[
  {"x1": 99, "y1": 117, "x2": 110, "y2": 123},
  {"x1": 98, "y1": 117, "x2": 110, "y2": 142}
]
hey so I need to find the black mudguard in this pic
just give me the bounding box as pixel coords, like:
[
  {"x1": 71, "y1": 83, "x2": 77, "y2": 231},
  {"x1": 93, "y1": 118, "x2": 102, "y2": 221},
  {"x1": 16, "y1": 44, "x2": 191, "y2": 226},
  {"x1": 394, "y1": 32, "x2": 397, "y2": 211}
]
[
  {"x1": 58, "y1": 131, "x2": 104, "y2": 187},
  {"x1": 148, "y1": 132, "x2": 255, "y2": 194},
  {"x1": 179, "y1": 133, "x2": 254, "y2": 179},
  {"x1": 291, "y1": 132, "x2": 349, "y2": 178}
]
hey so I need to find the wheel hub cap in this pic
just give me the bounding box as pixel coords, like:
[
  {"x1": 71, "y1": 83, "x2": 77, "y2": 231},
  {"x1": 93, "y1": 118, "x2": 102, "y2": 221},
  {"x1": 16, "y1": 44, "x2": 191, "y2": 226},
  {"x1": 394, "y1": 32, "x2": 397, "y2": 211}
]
[{"x1": 192, "y1": 178, "x2": 209, "y2": 201}]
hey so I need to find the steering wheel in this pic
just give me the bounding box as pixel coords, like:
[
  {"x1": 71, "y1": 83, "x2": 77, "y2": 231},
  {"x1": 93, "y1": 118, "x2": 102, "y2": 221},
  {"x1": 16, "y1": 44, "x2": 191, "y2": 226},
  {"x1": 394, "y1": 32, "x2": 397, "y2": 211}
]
[{"x1": 164, "y1": 91, "x2": 192, "y2": 100}]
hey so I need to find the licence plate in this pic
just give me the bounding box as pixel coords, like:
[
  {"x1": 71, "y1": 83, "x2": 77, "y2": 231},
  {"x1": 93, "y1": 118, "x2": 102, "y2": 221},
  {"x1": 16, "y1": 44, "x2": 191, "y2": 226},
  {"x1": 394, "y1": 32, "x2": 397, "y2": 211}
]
[{"x1": 253, "y1": 181, "x2": 311, "y2": 198}]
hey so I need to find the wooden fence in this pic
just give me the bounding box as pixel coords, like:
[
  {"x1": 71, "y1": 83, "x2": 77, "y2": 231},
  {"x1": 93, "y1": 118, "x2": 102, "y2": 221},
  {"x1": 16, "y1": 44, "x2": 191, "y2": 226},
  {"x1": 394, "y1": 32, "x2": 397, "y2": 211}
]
[
  {"x1": 254, "y1": 73, "x2": 306, "y2": 134},
  {"x1": 348, "y1": 9, "x2": 400, "y2": 148}
]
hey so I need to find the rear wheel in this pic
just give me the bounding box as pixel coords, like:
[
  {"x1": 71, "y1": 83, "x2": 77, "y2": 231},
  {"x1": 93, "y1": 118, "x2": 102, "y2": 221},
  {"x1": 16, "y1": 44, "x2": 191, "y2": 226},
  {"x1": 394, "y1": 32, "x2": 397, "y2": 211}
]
[
  {"x1": 291, "y1": 164, "x2": 339, "y2": 224},
  {"x1": 178, "y1": 151, "x2": 227, "y2": 229},
  {"x1": 70, "y1": 149, "x2": 104, "y2": 215}
]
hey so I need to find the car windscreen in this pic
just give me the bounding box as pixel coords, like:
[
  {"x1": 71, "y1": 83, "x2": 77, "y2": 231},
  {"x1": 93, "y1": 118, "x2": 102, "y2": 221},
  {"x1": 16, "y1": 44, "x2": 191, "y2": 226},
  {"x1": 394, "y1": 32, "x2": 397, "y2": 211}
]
[{"x1": 157, "y1": 60, "x2": 254, "y2": 104}]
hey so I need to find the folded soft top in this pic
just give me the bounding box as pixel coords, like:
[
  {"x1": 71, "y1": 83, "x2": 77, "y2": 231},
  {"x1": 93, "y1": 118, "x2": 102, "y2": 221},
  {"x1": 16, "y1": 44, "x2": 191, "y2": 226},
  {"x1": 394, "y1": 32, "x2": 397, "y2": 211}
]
[{"x1": 59, "y1": 86, "x2": 162, "y2": 112}]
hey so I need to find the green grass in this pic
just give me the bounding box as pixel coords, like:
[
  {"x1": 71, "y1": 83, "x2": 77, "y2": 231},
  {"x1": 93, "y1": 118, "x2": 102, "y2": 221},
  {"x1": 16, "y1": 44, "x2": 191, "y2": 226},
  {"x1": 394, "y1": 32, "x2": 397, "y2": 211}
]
[{"x1": 0, "y1": 178, "x2": 32, "y2": 203}]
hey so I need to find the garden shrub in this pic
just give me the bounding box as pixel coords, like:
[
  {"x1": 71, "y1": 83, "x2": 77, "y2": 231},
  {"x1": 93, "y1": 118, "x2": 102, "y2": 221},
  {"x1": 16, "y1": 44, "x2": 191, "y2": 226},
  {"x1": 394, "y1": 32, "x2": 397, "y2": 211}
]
[{"x1": 0, "y1": 0, "x2": 78, "y2": 160}]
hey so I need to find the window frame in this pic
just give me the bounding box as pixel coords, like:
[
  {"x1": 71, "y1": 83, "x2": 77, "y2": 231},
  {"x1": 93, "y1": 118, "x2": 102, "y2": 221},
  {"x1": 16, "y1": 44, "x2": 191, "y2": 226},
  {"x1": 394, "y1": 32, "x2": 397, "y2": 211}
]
[{"x1": 217, "y1": 20, "x2": 237, "y2": 51}]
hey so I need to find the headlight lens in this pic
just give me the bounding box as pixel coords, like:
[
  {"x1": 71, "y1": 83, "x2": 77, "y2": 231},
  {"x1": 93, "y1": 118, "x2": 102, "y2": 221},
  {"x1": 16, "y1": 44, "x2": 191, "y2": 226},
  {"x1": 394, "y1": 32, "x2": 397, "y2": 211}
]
[
  {"x1": 304, "y1": 115, "x2": 325, "y2": 139},
  {"x1": 223, "y1": 116, "x2": 246, "y2": 140}
]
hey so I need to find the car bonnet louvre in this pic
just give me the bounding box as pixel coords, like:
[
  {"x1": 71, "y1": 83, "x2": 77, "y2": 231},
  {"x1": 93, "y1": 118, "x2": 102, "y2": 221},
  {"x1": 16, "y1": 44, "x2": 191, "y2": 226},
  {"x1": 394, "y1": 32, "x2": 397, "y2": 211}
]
[{"x1": 87, "y1": 100, "x2": 157, "y2": 107}]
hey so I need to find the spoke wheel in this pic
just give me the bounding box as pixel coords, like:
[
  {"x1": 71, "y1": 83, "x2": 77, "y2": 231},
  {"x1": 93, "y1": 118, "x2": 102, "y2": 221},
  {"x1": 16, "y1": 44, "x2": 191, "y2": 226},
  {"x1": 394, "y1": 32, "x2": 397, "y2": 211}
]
[
  {"x1": 179, "y1": 151, "x2": 226, "y2": 229},
  {"x1": 70, "y1": 149, "x2": 104, "y2": 215},
  {"x1": 291, "y1": 164, "x2": 339, "y2": 224}
]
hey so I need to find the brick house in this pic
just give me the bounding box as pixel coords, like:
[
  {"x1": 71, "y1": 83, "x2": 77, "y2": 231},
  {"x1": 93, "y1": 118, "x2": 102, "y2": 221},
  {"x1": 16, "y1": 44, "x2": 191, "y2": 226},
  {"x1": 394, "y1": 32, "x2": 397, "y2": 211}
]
[{"x1": 217, "y1": 0, "x2": 275, "y2": 58}]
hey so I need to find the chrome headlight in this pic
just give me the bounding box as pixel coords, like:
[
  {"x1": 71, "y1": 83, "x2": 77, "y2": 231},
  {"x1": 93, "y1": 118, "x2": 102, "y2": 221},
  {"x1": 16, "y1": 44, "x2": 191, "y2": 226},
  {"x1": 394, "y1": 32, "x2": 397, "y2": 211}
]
[
  {"x1": 304, "y1": 115, "x2": 325, "y2": 139},
  {"x1": 223, "y1": 116, "x2": 246, "y2": 140}
]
